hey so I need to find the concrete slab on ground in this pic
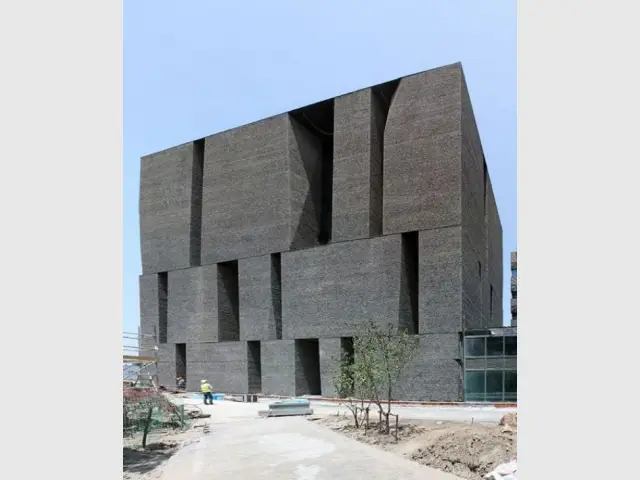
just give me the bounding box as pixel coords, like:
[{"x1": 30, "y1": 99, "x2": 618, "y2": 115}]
[{"x1": 160, "y1": 401, "x2": 463, "y2": 479}]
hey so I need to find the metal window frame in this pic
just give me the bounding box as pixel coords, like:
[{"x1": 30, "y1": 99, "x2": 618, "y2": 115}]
[
  {"x1": 463, "y1": 336, "x2": 487, "y2": 357},
  {"x1": 464, "y1": 368, "x2": 513, "y2": 403},
  {"x1": 463, "y1": 333, "x2": 517, "y2": 402},
  {"x1": 464, "y1": 334, "x2": 517, "y2": 357},
  {"x1": 503, "y1": 369, "x2": 517, "y2": 399},
  {"x1": 463, "y1": 369, "x2": 487, "y2": 402}
]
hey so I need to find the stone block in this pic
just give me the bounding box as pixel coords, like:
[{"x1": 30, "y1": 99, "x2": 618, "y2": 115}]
[
  {"x1": 201, "y1": 115, "x2": 322, "y2": 264},
  {"x1": 261, "y1": 340, "x2": 296, "y2": 396},
  {"x1": 140, "y1": 141, "x2": 203, "y2": 273},
  {"x1": 138, "y1": 273, "x2": 167, "y2": 355},
  {"x1": 395, "y1": 334, "x2": 463, "y2": 401},
  {"x1": 282, "y1": 235, "x2": 406, "y2": 339},
  {"x1": 332, "y1": 89, "x2": 385, "y2": 241},
  {"x1": 419, "y1": 227, "x2": 463, "y2": 334},
  {"x1": 156, "y1": 343, "x2": 177, "y2": 387},
  {"x1": 167, "y1": 267, "x2": 209, "y2": 344},
  {"x1": 383, "y1": 63, "x2": 464, "y2": 235},
  {"x1": 165, "y1": 264, "x2": 239, "y2": 344},
  {"x1": 319, "y1": 338, "x2": 342, "y2": 398},
  {"x1": 186, "y1": 342, "x2": 248, "y2": 393},
  {"x1": 239, "y1": 254, "x2": 281, "y2": 341}
]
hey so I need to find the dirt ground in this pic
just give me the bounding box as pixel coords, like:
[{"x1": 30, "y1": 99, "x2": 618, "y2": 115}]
[
  {"x1": 310, "y1": 413, "x2": 517, "y2": 480},
  {"x1": 123, "y1": 421, "x2": 210, "y2": 480}
]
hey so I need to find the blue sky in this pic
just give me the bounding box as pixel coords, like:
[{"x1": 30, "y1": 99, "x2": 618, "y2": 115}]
[{"x1": 123, "y1": 1, "x2": 516, "y2": 347}]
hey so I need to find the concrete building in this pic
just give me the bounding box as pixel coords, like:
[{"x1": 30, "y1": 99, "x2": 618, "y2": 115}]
[
  {"x1": 511, "y1": 251, "x2": 517, "y2": 326},
  {"x1": 139, "y1": 62, "x2": 515, "y2": 402}
]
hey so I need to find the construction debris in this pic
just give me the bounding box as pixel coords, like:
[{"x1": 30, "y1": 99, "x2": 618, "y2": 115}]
[
  {"x1": 484, "y1": 460, "x2": 517, "y2": 480},
  {"x1": 259, "y1": 398, "x2": 314, "y2": 417},
  {"x1": 188, "y1": 410, "x2": 211, "y2": 419}
]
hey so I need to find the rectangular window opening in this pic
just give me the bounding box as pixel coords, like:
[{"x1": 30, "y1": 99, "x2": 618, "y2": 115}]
[
  {"x1": 401, "y1": 231, "x2": 419, "y2": 334},
  {"x1": 271, "y1": 253, "x2": 282, "y2": 340},
  {"x1": 247, "y1": 341, "x2": 262, "y2": 394},
  {"x1": 190, "y1": 138, "x2": 205, "y2": 266},
  {"x1": 158, "y1": 272, "x2": 168, "y2": 344},
  {"x1": 295, "y1": 339, "x2": 322, "y2": 396},
  {"x1": 175, "y1": 343, "x2": 186, "y2": 381},
  {"x1": 218, "y1": 261, "x2": 240, "y2": 341}
]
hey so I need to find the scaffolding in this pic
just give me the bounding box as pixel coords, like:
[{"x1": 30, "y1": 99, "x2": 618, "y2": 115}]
[{"x1": 123, "y1": 328, "x2": 158, "y2": 388}]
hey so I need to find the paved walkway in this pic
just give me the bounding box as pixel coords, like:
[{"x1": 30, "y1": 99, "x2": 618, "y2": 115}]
[{"x1": 161, "y1": 402, "x2": 463, "y2": 479}]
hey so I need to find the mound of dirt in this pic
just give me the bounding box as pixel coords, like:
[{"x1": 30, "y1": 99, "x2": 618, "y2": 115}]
[
  {"x1": 499, "y1": 413, "x2": 517, "y2": 428},
  {"x1": 313, "y1": 416, "x2": 516, "y2": 480},
  {"x1": 408, "y1": 424, "x2": 516, "y2": 479}
]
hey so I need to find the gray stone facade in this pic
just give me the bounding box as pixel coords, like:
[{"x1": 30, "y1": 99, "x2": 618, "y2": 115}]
[
  {"x1": 139, "y1": 62, "x2": 504, "y2": 401},
  {"x1": 396, "y1": 334, "x2": 463, "y2": 402},
  {"x1": 281, "y1": 234, "x2": 406, "y2": 339}
]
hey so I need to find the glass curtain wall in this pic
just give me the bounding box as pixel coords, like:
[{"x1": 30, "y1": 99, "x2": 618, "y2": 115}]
[{"x1": 463, "y1": 335, "x2": 517, "y2": 402}]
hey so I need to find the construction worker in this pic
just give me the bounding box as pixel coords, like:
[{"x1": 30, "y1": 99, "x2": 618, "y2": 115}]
[
  {"x1": 176, "y1": 376, "x2": 185, "y2": 390},
  {"x1": 201, "y1": 379, "x2": 213, "y2": 405}
]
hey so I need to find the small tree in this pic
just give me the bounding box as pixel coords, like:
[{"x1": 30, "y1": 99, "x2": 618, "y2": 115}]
[
  {"x1": 355, "y1": 322, "x2": 420, "y2": 434},
  {"x1": 332, "y1": 348, "x2": 372, "y2": 428}
]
